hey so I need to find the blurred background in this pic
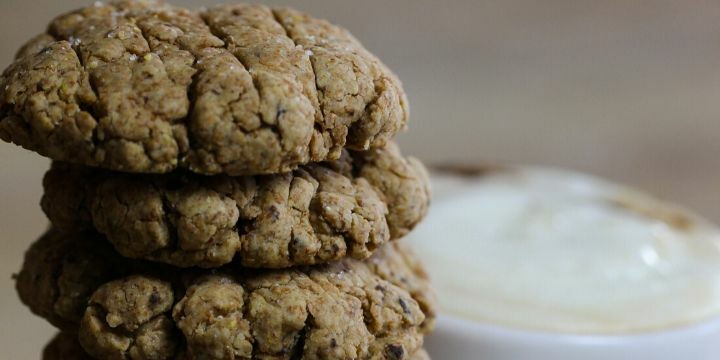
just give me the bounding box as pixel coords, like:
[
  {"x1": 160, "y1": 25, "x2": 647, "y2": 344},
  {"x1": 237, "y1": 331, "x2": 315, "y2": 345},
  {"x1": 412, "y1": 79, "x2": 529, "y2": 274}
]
[{"x1": 2, "y1": 0, "x2": 720, "y2": 357}]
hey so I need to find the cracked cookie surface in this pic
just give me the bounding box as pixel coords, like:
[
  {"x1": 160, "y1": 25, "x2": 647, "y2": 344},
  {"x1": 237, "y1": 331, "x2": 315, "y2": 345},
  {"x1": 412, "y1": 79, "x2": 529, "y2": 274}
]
[
  {"x1": 42, "y1": 144, "x2": 430, "y2": 268},
  {"x1": 18, "y1": 230, "x2": 436, "y2": 360},
  {"x1": 42, "y1": 332, "x2": 431, "y2": 360},
  {"x1": 0, "y1": 0, "x2": 408, "y2": 175}
]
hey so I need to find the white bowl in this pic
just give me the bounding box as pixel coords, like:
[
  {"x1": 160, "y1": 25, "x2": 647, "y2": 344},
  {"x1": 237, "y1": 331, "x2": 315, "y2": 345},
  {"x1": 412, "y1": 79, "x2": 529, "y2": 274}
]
[
  {"x1": 416, "y1": 168, "x2": 720, "y2": 359},
  {"x1": 425, "y1": 314, "x2": 720, "y2": 360}
]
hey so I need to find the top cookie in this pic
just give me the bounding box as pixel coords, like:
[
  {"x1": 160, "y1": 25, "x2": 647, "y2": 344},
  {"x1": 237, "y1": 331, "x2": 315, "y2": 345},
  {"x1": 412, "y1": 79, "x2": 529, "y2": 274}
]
[{"x1": 0, "y1": 0, "x2": 408, "y2": 175}]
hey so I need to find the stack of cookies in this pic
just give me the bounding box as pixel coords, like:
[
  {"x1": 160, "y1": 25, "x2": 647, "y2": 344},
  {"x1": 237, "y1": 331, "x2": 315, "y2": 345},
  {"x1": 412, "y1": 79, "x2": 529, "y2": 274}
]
[{"x1": 1, "y1": 1, "x2": 436, "y2": 359}]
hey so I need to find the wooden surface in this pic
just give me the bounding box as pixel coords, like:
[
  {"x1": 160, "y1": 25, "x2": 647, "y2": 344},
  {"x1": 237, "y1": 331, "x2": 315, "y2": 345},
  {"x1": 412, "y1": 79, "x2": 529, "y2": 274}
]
[{"x1": 2, "y1": 0, "x2": 720, "y2": 358}]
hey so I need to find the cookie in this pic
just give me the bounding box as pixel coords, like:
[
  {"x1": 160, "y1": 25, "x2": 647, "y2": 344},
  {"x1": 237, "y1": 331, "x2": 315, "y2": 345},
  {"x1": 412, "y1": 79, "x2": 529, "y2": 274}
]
[
  {"x1": 14, "y1": 230, "x2": 129, "y2": 329},
  {"x1": 0, "y1": 0, "x2": 408, "y2": 175},
  {"x1": 18, "y1": 230, "x2": 436, "y2": 360},
  {"x1": 42, "y1": 333, "x2": 432, "y2": 360},
  {"x1": 42, "y1": 144, "x2": 430, "y2": 268},
  {"x1": 43, "y1": 333, "x2": 94, "y2": 360}
]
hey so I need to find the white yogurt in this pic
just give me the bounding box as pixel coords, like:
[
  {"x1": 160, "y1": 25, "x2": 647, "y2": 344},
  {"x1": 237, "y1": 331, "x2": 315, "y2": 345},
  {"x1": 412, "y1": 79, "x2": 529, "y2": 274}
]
[{"x1": 411, "y1": 167, "x2": 720, "y2": 334}]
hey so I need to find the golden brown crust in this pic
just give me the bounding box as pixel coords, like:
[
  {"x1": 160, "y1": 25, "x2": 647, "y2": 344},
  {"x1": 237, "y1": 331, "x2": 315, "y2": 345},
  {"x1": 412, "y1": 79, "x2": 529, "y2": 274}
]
[
  {"x1": 42, "y1": 145, "x2": 429, "y2": 268},
  {"x1": 0, "y1": 0, "x2": 407, "y2": 176},
  {"x1": 19, "y1": 231, "x2": 435, "y2": 360}
]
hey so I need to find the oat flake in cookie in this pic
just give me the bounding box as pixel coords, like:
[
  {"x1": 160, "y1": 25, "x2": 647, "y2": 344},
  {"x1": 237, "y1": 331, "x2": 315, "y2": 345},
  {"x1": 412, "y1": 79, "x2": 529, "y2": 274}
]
[
  {"x1": 0, "y1": 0, "x2": 408, "y2": 175},
  {"x1": 42, "y1": 144, "x2": 430, "y2": 268},
  {"x1": 18, "y1": 230, "x2": 436, "y2": 360}
]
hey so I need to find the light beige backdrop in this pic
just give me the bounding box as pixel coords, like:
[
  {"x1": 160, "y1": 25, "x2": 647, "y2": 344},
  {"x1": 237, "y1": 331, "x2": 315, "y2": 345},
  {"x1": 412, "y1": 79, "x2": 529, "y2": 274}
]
[{"x1": 2, "y1": 0, "x2": 720, "y2": 357}]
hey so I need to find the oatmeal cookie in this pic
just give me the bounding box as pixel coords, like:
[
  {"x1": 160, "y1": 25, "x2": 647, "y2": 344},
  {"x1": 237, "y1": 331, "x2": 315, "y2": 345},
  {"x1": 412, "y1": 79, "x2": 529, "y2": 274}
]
[
  {"x1": 42, "y1": 144, "x2": 430, "y2": 268},
  {"x1": 18, "y1": 230, "x2": 435, "y2": 360},
  {"x1": 43, "y1": 332, "x2": 432, "y2": 360},
  {"x1": 0, "y1": 0, "x2": 408, "y2": 175}
]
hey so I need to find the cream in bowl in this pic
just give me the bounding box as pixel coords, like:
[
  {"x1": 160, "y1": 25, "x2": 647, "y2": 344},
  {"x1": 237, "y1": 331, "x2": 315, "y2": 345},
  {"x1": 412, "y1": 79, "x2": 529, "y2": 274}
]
[{"x1": 411, "y1": 167, "x2": 720, "y2": 359}]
